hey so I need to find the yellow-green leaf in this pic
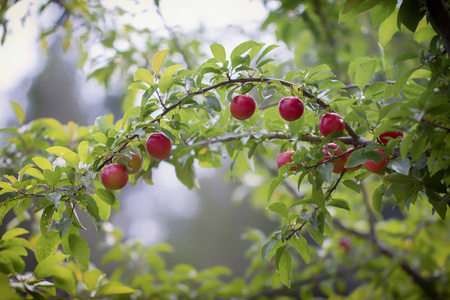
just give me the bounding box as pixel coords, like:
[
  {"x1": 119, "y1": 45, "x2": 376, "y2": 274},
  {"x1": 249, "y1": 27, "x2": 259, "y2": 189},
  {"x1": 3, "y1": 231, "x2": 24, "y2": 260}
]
[
  {"x1": 10, "y1": 101, "x2": 25, "y2": 125},
  {"x1": 151, "y1": 49, "x2": 169, "y2": 75},
  {"x1": 78, "y1": 141, "x2": 90, "y2": 165},
  {"x1": 84, "y1": 269, "x2": 104, "y2": 292},
  {"x1": 97, "y1": 282, "x2": 137, "y2": 296},
  {"x1": 32, "y1": 157, "x2": 53, "y2": 170},
  {"x1": 35, "y1": 231, "x2": 60, "y2": 262},
  {"x1": 159, "y1": 64, "x2": 183, "y2": 93},
  {"x1": 210, "y1": 43, "x2": 226, "y2": 63},
  {"x1": 47, "y1": 146, "x2": 80, "y2": 168},
  {"x1": 133, "y1": 68, "x2": 154, "y2": 85},
  {"x1": 2, "y1": 228, "x2": 29, "y2": 240}
]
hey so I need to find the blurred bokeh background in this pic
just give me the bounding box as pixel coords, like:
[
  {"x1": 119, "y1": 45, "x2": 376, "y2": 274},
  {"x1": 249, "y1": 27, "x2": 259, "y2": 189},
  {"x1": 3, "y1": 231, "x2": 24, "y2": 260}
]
[{"x1": 0, "y1": 0, "x2": 285, "y2": 276}]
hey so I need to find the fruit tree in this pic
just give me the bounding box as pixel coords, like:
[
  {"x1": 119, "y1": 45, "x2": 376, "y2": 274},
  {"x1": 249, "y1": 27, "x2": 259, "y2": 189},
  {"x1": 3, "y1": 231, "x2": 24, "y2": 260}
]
[{"x1": 0, "y1": 0, "x2": 449, "y2": 299}]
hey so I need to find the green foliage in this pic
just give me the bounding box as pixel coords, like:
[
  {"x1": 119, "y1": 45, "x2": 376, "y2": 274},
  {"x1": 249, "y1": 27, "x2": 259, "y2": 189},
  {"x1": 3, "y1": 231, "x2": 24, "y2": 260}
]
[{"x1": 0, "y1": 0, "x2": 449, "y2": 299}]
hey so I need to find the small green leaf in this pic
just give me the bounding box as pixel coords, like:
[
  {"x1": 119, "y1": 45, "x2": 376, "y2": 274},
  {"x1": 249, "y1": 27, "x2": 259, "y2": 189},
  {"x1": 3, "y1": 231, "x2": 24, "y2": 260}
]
[
  {"x1": 312, "y1": 186, "x2": 325, "y2": 209},
  {"x1": 0, "y1": 201, "x2": 15, "y2": 225},
  {"x1": 343, "y1": 180, "x2": 360, "y2": 193},
  {"x1": 290, "y1": 235, "x2": 310, "y2": 264},
  {"x1": 151, "y1": 49, "x2": 169, "y2": 75},
  {"x1": 32, "y1": 157, "x2": 53, "y2": 170},
  {"x1": 261, "y1": 239, "x2": 279, "y2": 263},
  {"x1": 205, "y1": 96, "x2": 222, "y2": 112},
  {"x1": 159, "y1": 64, "x2": 183, "y2": 93},
  {"x1": 307, "y1": 225, "x2": 324, "y2": 246},
  {"x1": 10, "y1": 101, "x2": 25, "y2": 125},
  {"x1": 94, "y1": 189, "x2": 119, "y2": 212},
  {"x1": 355, "y1": 58, "x2": 377, "y2": 90},
  {"x1": 388, "y1": 156, "x2": 411, "y2": 175},
  {"x1": 95, "y1": 116, "x2": 111, "y2": 135},
  {"x1": 268, "y1": 202, "x2": 289, "y2": 218},
  {"x1": 372, "y1": 186, "x2": 383, "y2": 213},
  {"x1": 2, "y1": 228, "x2": 29, "y2": 240},
  {"x1": 68, "y1": 234, "x2": 90, "y2": 270},
  {"x1": 78, "y1": 141, "x2": 90, "y2": 165},
  {"x1": 370, "y1": 0, "x2": 397, "y2": 27},
  {"x1": 46, "y1": 146, "x2": 80, "y2": 168},
  {"x1": 40, "y1": 206, "x2": 54, "y2": 234},
  {"x1": 392, "y1": 67, "x2": 417, "y2": 98},
  {"x1": 35, "y1": 231, "x2": 60, "y2": 262},
  {"x1": 267, "y1": 176, "x2": 286, "y2": 202},
  {"x1": 393, "y1": 51, "x2": 418, "y2": 65},
  {"x1": 275, "y1": 246, "x2": 292, "y2": 288},
  {"x1": 55, "y1": 219, "x2": 73, "y2": 238},
  {"x1": 346, "y1": 148, "x2": 383, "y2": 168},
  {"x1": 327, "y1": 199, "x2": 351, "y2": 211},
  {"x1": 210, "y1": 43, "x2": 226, "y2": 63}
]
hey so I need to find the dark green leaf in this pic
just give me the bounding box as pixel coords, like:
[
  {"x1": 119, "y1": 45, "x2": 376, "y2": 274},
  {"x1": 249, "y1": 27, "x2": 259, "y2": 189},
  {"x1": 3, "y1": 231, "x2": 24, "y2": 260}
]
[
  {"x1": 205, "y1": 96, "x2": 222, "y2": 112},
  {"x1": 275, "y1": 246, "x2": 292, "y2": 288},
  {"x1": 372, "y1": 186, "x2": 383, "y2": 213},
  {"x1": 55, "y1": 219, "x2": 73, "y2": 238},
  {"x1": 327, "y1": 199, "x2": 351, "y2": 211},
  {"x1": 343, "y1": 180, "x2": 360, "y2": 193},
  {"x1": 261, "y1": 239, "x2": 279, "y2": 263},
  {"x1": 398, "y1": 0, "x2": 424, "y2": 32}
]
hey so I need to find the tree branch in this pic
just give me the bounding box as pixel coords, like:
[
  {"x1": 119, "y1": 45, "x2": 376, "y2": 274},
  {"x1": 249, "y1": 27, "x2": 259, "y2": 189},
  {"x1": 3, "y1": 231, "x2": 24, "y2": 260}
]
[{"x1": 425, "y1": 0, "x2": 450, "y2": 55}]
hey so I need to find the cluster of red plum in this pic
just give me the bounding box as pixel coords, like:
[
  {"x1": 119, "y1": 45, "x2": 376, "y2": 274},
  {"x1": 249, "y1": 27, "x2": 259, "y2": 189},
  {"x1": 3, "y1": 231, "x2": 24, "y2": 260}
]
[
  {"x1": 101, "y1": 94, "x2": 402, "y2": 190},
  {"x1": 230, "y1": 94, "x2": 402, "y2": 175}
]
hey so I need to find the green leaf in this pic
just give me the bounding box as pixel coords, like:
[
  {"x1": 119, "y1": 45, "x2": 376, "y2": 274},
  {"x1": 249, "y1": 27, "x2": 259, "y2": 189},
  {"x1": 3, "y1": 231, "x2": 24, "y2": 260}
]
[
  {"x1": 133, "y1": 68, "x2": 154, "y2": 85},
  {"x1": 370, "y1": 0, "x2": 397, "y2": 27},
  {"x1": 175, "y1": 159, "x2": 198, "y2": 189},
  {"x1": 45, "y1": 192, "x2": 62, "y2": 210},
  {"x1": 97, "y1": 282, "x2": 137, "y2": 296},
  {"x1": 52, "y1": 265, "x2": 76, "y2": 295},
  {"x1": 290, "y1": 235, "x2": 310, "y2": 264},
  {"x1": 268, "y1": 202, "x2": 289, "y2": 218},
  {"x1": 268, "y1": 176, "x2": 285, "y2": 202},
  {"x1": 316, "y1": 163, "x2": 333, "y2": 183},
  {"x1": 372, "y1": 186, "x2": 383, "y2": 213},
  {"x1": 151, "y1": 49, "x2": 169, "y2": 75},
  {"x1": 78, "y1": 141, "x2": 90, "y2": 165},
  {"x1": 388, "y1": 156, "x2": 411, "y2": 175},
  {"x1": 393, "y1": 51, "x2": 418, "y2": 65},
  {"x1": 346, "y1": 148, "x2": 383, "y2": 168},
  {"x1": 68, "y1": 234, "x2": 90, "y2": 270},
  {"x1": 210, "y1": 43, "x2": 226, "y2": 63},
  {"x1": 32, "y1": 157, "x2": 53, "y2": 170},
  {"x1": 94, "y1": 188, "x2": 119, "y2": 212},
  {"x1": 256, "y1": 44, "x2": 279, "y2": 65},
  {"x1": 386, "y1": 173, "x2": 420, "y2": 184},
  {"x1": 355, "y1": 58, "x2": 377, "y2": 90},
  {"x1": 10, "y1": 101, "x2": 25, "y2": 125},
  {"x1": 230, "y1": 40, "x2": 259, "y2": 60},
  {"x1": 34, "y1": 254, "x2": 70, "y2": 278},
  {"x1": 308, "y1": 225, "x2": 324, "y2": 246},
  {"x1": 84, "y1": 269, "x2": 104, "y2": 292},
  {"x1": 426, "y1": 190, "x2": 447, "y2": 220},
  {"x1": 312, "y1": 186, "x2": 325, "y2": 209},
  {"x1": 2, "y1": 228, "x2": 29, "y2": 240},
  {"x1": 261, "y1": 239, "x2": 279, "y2": 263},
  {"x1": 379, "y1": 8, "x2": 399, "y2": 46},
  {"x1": 275, "y1": 246, "x2": 292, "y2": 288},
  {"x1": 327, "y1": 199, "x2": 351, "y2": 211},
  {"x1": 35, "y1": 231, "x2": 60, "y2": 262},
  {"x1": 159, "y1": 64, "x2": 183, "y2": 93},
  {"x1": 55, "y1": 219, "x2": 73, "y2": 238},
  {"x1": 40, "y1": 206, "x2": 54, "y2": 234},
  {"x1": 95, "y1": 116, "x2": 111, "y2": 135},
  {"x1": 46, "y1": 146, "x2": 80, "y2": 168},
  {"x1": 343, "y1": 180, "x2": 360, "y2": 193},
  {"x1": 205, "y1": 95, "x2": 222, "y2": 112},
  {"x1": 398, "y1": 0, "x2": 423, "y2": 32},
  {"x1": 392, "y1": 67, "x2": 417, "y2": 97},
  {"x1": 0, "y1": 201, "x2": 15, "y2": 225}
]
